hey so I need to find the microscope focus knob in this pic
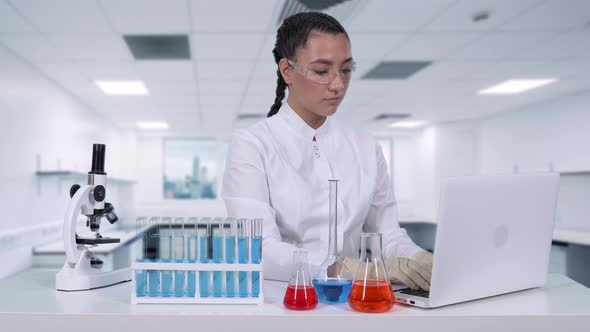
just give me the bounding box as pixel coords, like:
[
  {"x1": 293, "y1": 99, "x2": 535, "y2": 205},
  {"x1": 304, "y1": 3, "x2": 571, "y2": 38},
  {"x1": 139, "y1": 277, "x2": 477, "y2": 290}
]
[
  {"x1": 93, "y1": 185, "x2": 106, "y2": 202},
  {"x1": 69, "y1": 184, "x2": 81, "y2": 198}
]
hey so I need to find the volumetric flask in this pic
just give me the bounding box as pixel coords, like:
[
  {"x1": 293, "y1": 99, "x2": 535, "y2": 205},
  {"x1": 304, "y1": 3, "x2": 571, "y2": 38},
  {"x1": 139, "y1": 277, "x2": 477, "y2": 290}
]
[
  {"x1": 283, "y1": 250, "x2": 318, "y2": 311},
  {"x1": 313, "y1": 180, "x2": 352, "y2": 304},
  {"x1": 348, "y1": 233, "x2": 394, "y2": 313}
]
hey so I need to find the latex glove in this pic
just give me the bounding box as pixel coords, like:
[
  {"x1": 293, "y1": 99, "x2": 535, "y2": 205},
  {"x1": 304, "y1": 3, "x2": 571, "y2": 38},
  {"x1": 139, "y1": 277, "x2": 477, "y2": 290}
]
[{"x1": 385, "y1": 251, "x2": 433, "y2": 291}]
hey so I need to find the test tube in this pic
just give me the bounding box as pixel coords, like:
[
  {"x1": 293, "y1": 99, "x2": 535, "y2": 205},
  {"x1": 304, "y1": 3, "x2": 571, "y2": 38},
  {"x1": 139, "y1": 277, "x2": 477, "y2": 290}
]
[
  {"x1": 212, "y1": 217, "x2": 224, "y2": 297},
  {"x1": 224, "y1": 218, "x2": 237, "y2": 297},
  {"x1": 251, "y1": 218, "x2": 263, "y2": 297},
  {"x1": 174, "y1": 217, "x2": 186, "y2": 297},
  {"x1": 199, "y1": 217, "x2": 211, "y2": 297},
  {"x1": 160, "y1": 217, "x2": 173, "y2": 297},
  {"x1": 238, "y1": 218, "x2": 250, "y2": 297},
  {"x1": 186, "y1": 217, "x2": 198, "y2": 297},
  {"x1": 147, "y1": 217, "x2": 161, "y2": 297},
  {"x1": 135, "y1": 217, "x2": 147, "y2": 297}
]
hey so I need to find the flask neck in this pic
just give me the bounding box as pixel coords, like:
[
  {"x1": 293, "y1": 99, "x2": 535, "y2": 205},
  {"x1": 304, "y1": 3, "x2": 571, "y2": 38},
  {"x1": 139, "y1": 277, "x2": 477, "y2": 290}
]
[
  {"x1": 359, "y1": 233, "x2": 383, "y2": 262},
  {"x1": 327, "y1": 180, "x2": 339, "y2": 257}
]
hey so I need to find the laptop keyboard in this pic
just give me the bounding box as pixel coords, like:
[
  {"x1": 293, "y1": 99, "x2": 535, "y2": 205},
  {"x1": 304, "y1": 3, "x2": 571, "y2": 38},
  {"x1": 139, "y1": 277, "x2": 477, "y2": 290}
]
[{"x1": 396, "y1": 288, "x2": 430, "y2": 298}]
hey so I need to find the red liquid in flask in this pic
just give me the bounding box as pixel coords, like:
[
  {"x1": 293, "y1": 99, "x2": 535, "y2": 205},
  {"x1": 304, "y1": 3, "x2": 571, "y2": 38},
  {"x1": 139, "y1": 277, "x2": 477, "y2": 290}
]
[
  {"x1": 283, "y1": 285, "x2": 318, "y2": 310},
  {"x1": 348, "y1": 280, "x2": 394, "y2": 313}
]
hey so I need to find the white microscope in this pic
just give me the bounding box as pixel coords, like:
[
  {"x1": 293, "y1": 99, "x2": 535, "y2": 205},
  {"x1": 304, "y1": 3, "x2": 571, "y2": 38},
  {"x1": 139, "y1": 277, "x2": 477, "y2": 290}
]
[{"x1": 56, "y1": 144, "x2": 131, "y2": 291}]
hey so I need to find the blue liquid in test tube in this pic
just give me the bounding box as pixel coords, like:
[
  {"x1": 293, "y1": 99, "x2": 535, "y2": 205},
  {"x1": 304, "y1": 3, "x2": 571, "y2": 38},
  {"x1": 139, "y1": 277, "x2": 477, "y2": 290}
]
[
  {"x1": 160, "y1": 217, "x2": 173, "y2": 297},
  {"x1": 238, "y1": 219, "x2": 250, "y2": 297},
  {"x1": 199, "y1": 219, "x2": 211, "y2": 297},
  {"x1": 251, "y1": 218, "x2": 263, "y2": 298},
  {"x1": 186, "y1": 217, "x2": 198, "y2": 297},
  {"x1": 148, "y1": 217, "x2": 161, "y2": 297},
  {"x1": 212, "y1": 218, "x2": 224, "y2": 297},
  {"x1": 135, "y1": 217, "x2": 147, "y2": 297},
  {"x1": 225, "y1": 218, "x2": 237, "y2": 297},
  {"x1": 174, "y1": 217, "x2": 186, "y2": 297}
]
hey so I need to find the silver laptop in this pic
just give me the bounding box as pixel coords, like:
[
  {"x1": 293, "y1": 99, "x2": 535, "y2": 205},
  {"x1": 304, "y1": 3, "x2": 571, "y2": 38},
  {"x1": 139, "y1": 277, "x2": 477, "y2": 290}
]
[{"x1": 394, "y1": 173, "x2": 560, "y2": 308}]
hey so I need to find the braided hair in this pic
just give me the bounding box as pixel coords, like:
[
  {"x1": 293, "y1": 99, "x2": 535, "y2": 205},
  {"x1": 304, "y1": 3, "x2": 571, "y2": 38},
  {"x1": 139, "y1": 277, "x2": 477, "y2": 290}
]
[{"x1": 267, "y1": 12, "x2": 349, "y2": 117}]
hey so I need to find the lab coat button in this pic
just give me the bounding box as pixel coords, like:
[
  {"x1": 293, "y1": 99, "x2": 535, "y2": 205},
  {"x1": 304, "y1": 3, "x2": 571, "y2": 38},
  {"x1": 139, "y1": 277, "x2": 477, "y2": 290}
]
[
  {"x1": 315, "y1": 153, "x2": 320, "y2": 158},
  {"x1": 314, "y1": 146, "x2": 318, "y2": 150}
]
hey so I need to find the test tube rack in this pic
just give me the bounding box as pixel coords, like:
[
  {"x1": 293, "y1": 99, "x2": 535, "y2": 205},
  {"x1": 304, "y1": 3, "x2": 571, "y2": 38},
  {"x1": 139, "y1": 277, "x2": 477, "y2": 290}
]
[{"x1": 131, "y1": 261, "x2": 264, "y2": 305}]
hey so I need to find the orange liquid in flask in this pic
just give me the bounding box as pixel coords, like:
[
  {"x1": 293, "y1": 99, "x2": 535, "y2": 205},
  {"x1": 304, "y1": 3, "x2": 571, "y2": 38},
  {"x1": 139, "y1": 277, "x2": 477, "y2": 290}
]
[{"x1": 348, "y1": 279, "x2": 394, "y2": 313}]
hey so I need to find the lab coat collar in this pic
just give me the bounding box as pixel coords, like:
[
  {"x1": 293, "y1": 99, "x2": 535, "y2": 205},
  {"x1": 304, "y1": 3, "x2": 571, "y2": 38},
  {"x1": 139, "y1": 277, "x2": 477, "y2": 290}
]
[{"x1": 278, "y1": 101, "x2": 333, "y2": 142}]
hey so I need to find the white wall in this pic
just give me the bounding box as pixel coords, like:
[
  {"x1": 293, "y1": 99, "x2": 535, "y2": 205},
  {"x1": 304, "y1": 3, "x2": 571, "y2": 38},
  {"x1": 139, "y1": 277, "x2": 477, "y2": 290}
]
[
  {"x1": 401, "y1": 122, "x2": 480, "y2": 220},
  {"x1": 480, "y1": 92, "x2": 590, "y2": 174},
  {"x1": 479, "y1": 91, "x2": 590, "y2": 231},
  {"x1": 0, "y1": 45, "x2": 134, "y2": 232}
]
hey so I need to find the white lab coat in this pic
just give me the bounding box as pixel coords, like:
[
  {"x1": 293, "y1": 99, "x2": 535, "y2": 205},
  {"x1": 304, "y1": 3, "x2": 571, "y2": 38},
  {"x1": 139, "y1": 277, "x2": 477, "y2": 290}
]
[{"x1": 222, "y1": 102, "x2": 422, "y2": 281}]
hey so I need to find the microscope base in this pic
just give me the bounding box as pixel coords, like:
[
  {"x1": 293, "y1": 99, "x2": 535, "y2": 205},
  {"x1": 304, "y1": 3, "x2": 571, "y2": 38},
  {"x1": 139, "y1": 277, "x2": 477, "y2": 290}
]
[{"x1": 56, "y1": 250, "x2": 131, "y2": 291}]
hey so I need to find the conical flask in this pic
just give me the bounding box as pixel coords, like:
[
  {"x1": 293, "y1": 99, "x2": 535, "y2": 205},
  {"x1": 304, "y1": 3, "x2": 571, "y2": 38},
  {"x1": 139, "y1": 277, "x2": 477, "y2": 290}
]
[
  {"x1": 283, "y1": 250, "x2": 318, "y2": 310},
  {"x1": 348, "y1": 233, "x2": 395, "y2": 313},
  {"x1": 313, "y1": 180, "x2": 353, "y2": 304}
]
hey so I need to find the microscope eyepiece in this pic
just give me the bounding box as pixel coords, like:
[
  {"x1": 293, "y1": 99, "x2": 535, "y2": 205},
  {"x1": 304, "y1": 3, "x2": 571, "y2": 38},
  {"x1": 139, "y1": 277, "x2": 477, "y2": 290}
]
[{"x1": 91, "y1": 144, "x2": 106, "y2": 175}]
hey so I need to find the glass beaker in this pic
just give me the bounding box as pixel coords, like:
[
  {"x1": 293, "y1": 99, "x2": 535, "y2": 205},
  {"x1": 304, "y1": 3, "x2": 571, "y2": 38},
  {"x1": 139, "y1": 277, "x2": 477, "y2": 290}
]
[
  {"x1": 348, "y1": 233, "x2": 395, "y2": 313},
  {"x1": 283, "y1": 250, "x2": 318, "y2": 311},
  {"x1": 313, "y1": 180, "x2": 353, "y2": 304}
]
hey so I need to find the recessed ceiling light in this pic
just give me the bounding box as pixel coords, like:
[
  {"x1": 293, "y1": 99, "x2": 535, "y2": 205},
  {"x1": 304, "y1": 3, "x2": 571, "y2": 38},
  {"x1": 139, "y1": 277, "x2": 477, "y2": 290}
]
[
  {"x1": 137, "y1": 121, "x2": 168, "y2": 130},
  {"x1": 478, "y1": 79, "x2": 558, "y2": 95},
  {"x1": 390, "y1": 120, "x2": 427, "y2": 129},
  {"x1": 95, "y1": 81, "x2": 149, "y2": 95}
]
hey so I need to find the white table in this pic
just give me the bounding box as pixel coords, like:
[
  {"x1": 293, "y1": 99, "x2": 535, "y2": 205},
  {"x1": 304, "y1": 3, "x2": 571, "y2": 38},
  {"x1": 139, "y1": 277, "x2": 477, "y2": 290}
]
[{"x1": 1, "y1": 269, "x2": 589, "y2": 331}]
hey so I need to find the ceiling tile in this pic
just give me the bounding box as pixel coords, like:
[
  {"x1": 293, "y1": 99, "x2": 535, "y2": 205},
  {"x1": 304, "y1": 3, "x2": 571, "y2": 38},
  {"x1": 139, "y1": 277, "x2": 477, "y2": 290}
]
[
  {"x1": 192, "y1": 33, "x2": 265, "y2": 60},
  {"x1": 100, "y1": 0, "x2": 190, "y2": 34},
  {"x1": 145, "y1": 78, "x2": 198, "y2": 96},
  {"x1": 347, "y1": 0, "x2": 456, "y2": 32},
  {"x1": 499, "y1": 0, "x2": 590, "y2": 31},
  {"x1": 348, "y1": 32, "x2": 407, "y2": 59},
  {"x1": 198, "y1": 94, "x2": 241, "y2": 106},
  {"x1": 198, "y1": 80, "x2": 247, "y2": 96},
  {"x1": 423, "y1": 0, "x2": 543, "y2": 32},
  {"x1": 447, "y1": 31, "x2": 556, "y2": 60},
  {"x1": 0, "y1": 33, "x2": 65, "y2": 63},
  {"x1": 258, "y1": 33, "x2": 277, "y2": 62},
  {"x1": 197, "y1": 60, "x2": 254, "y2": 81},
  {"x1": 511, "y1": 30, "x2": 590, "y2": 61},
  {"x1": 190, "y1": 0, "x2": 279, "y2": 33},
  {"x1": 0, "y1": 1, "x2": 36, "y2": 32},
  {"x1": 74, "y1": 61, "x2": 139, "y2": 81},
  {"x1": 385, "y1": 32, "x2": 479, "y2": 60},
  {"x1": 136, "y1": 61, "x2": 196, "y2": 83},
  {"x1": 47, "y1": 34, "x2": 133, "y2": 61},
  {"x1": 11, "y1": 0, "x2": 113, "y2": 33}
]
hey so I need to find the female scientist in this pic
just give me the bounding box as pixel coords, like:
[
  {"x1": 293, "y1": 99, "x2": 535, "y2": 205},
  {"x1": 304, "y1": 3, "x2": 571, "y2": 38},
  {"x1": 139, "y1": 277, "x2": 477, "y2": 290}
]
[{"x1": 222, "y1": 12, "x2": 432, "y2": 290}]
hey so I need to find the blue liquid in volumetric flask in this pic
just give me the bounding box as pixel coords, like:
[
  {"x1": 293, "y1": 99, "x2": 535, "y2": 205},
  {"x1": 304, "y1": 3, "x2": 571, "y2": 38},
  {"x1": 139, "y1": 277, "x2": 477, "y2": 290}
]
[
  {"x1": 148, "y1": 270, "x2": 160, "y2": 297},
  {"x1": 313, "y1": 278, "x2": 353, "y2": 304},
  {"x1": 238, "y1": 237, "x2": 248, "y2": 297},
  {"x1": 135, "y1": 269, "x2": 146, "y2": 297},
  {"x1": 225, "y1": 236, "x2": 236, "y2": 297},
  {"x1": 212, "y1": 236, "x2": 223, "y2": 297},
  {"x1": 199, "y1": 235, "x2": 210, "y2": 297},
  {"x1": 251, "y1": 236, "x2": 261, "y2": 297}
]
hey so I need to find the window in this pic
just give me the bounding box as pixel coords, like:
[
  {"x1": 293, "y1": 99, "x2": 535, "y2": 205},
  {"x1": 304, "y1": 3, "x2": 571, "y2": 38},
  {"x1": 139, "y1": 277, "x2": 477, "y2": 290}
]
[{"x1": 163, "y1": 139, "x2": 224, "y2": 199}]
